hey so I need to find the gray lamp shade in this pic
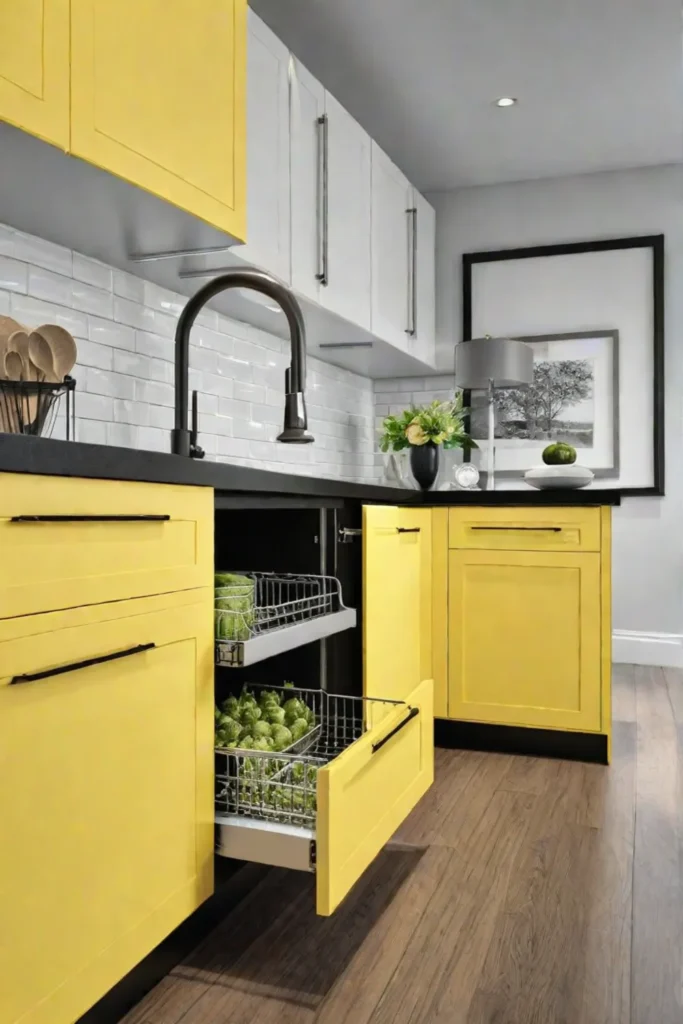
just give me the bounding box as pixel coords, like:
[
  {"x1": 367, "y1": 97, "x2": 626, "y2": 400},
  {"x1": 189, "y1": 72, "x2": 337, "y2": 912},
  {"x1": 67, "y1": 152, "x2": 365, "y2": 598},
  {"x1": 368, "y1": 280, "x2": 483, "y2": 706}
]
[{"x1": 455, "y1": 336, "x2": 534, "y2": 389}]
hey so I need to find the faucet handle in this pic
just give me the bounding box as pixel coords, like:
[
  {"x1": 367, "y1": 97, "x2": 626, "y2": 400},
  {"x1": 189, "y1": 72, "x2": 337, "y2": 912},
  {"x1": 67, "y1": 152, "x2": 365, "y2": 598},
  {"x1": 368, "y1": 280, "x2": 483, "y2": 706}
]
[{"x1": 190, "y1": 389, "x2": 205, "y2": 459}]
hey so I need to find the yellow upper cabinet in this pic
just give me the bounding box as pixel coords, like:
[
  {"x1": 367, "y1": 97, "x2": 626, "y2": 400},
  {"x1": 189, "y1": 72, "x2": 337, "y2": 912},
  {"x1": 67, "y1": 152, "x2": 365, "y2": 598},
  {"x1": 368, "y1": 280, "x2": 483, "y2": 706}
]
[
  {"x1": 0, "y1": 0, "x2": 69, "y2": 148},
  {"x1": 70, "y1": 0, "x2": 247, "y2": 238}
]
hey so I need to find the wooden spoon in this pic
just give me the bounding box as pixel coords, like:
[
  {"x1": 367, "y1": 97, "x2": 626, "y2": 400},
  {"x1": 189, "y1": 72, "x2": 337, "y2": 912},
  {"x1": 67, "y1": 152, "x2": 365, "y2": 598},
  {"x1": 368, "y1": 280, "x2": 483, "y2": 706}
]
[
  {"x1": 34, "y1": 324, "x2": 77, "y2": 381},
  {"x1": 4, "y1": 350, "x2": 24, "y2": 381},
  {"x1": 8, "y1": 330, "x2": 38, "y2": 381},
  {"x1": 0, "y1": 317, "x2": 26, "y2": 380},
  {"x1": 28, "y1": 331, "x2": 59, "y2": 382}
]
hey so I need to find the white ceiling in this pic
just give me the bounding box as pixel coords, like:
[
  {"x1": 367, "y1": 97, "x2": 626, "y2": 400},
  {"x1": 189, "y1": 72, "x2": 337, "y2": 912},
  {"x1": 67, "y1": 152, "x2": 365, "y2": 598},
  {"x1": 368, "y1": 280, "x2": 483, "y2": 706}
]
[{"x1": 250, "y1": 0, "x2": 683, "y2": 191}]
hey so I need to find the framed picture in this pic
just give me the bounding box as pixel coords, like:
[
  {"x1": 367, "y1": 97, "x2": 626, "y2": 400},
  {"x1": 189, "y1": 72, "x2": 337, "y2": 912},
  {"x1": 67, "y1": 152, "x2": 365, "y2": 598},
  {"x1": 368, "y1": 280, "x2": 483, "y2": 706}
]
[
  {"x1": 461, "y1": 235, "x2": 664, "y2": 496},
  {"x1": 469, "y1": 331, "x2": 619, "y2": 478}
]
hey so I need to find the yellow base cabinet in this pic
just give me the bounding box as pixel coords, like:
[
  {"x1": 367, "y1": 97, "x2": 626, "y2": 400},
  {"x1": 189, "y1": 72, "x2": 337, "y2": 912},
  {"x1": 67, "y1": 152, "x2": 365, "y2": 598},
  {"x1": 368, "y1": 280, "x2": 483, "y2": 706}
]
[
  {"x1": 444, "y1": 505, "x2": 611, "y2": 745},
  {"x1": 70, "y1": 0, "x2": 247, "y2": 238},
  {"x1": 0, "y1": 0, "x2": 70, "y2": 149},
  {"x1": 0, "y1": 589, "x2": 214, "y2": 1024}
]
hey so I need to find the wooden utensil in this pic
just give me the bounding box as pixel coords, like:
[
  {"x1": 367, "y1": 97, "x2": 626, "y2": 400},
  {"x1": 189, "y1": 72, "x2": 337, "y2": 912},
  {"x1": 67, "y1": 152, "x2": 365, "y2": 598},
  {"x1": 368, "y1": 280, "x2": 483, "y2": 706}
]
[
  {"x1": 28, "y1": 331, "x2": 59, "y2": 382},
  {"x1": 8, "y1": 330, "x2": 38, "y2": 381},
  {"x1": 0, "y1": 317, "x2": 26, "y2": 380},
  {"x1": 4, "y1": 350, "x2": 24, "y2": 381},
  {"x1": 34, "y1": 324, "x2": 77, "y2": 381}
]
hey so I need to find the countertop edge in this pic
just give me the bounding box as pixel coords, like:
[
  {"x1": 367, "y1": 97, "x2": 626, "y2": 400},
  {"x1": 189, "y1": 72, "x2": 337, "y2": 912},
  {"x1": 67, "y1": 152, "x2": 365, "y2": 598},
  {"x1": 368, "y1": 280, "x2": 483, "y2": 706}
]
[{"x1": 0, "y1": 435, "x2": 622, "y2": 505}]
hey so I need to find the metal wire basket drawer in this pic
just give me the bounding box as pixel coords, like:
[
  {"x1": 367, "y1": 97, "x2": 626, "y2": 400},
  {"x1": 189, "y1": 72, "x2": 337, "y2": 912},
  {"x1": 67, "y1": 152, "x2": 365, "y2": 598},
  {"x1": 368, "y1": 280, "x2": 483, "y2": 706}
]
[{"x1": 214, "y1": 572, "x2": 356, "y2": 667}]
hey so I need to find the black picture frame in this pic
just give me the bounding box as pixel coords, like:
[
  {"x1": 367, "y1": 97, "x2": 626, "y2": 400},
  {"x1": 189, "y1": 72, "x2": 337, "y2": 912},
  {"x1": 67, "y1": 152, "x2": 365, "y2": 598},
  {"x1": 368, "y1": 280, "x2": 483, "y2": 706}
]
[{"x1": 461, "y1": 235, "x2": 665, "y2": 498}]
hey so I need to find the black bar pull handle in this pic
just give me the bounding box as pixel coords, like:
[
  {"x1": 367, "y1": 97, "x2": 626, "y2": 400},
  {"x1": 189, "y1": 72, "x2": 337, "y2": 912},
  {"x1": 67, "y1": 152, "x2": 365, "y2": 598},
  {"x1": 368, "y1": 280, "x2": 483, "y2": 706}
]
[
  {"x1": 470, "y1": 525, "x2": 562, "y2": 533},
  {"x1": 397, "y1": 527, "x2": 421, "y2": 534},
  {"x1": 372, "y1": 706, "x2": 420, "y2": 753},
  {"x1": 10, "y1": 643, "x2": 156, "y2": 685},
  {"x1": 10, "y1": 515, "x2": 171, "y2": 523}
]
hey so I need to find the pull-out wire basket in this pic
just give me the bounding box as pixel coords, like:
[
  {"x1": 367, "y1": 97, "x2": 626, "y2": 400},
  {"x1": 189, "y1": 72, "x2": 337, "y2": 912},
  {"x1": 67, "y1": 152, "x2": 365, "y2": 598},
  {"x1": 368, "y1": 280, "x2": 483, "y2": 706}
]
[
  {"x1": 215, "y1": 685, "x2": 402, "y2": 830},
  {"x1": 215, "y1": 572, "x2": 356, "y2": 667}
]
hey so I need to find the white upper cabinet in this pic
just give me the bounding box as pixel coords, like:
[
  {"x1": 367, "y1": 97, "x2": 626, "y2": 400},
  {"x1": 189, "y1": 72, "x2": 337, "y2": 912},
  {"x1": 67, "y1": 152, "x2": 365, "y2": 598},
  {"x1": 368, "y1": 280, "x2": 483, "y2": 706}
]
[
  {"x1": 290, "y1": 61, "x2": 372, "y2": 330},
  {"x1": 290, "y1": 59, "x2": 325, "y2": 303},
  {"x1": 371, "y1": 142, "x2": 412, "y2": 349},
  {"x1": 413, "y1": 189, "x2": 436, "y2": 365},
  {"x1": 320, "y1": 92, "x2": 372, "y2": 330},
  {"x1": 233, "y1": 10, "x2": 291, "y2": 282}
]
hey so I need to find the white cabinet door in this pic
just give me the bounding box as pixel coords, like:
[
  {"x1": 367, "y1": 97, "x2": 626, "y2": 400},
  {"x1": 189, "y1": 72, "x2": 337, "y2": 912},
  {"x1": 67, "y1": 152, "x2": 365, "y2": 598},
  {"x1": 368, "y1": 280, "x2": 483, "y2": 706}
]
[
  {"x1": 322, "y1": 92, "x2": 372, "y2": 330},
  {"x1": 233, "y1": 10, "x2": 291, "y2": 282},
  {"x1": 290, "y1": 59, "x2": 324, "y2": 303},
  {"x1": 413, "y1": 189, "x2": 436, "y2": 366},
  {"x1": 371, "y1": 142, "x2": 412, "y2": 349}
]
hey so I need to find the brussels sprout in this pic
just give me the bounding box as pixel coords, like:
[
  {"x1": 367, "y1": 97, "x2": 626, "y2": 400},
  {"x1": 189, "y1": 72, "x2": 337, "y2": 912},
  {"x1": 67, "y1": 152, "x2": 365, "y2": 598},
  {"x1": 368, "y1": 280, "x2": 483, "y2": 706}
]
[
  {"x1": 239, "y1": 735, "x2": 255, "y2": 750},
  {"x1": 220, "y1": 718, "x2": 242, "y2": 743},
  {"x1": 239, "y1": 707, "x2": 261, "y2": 727},
  {"x1": 215, "y1": 573, "x2": 255, "y2": 641},
  {"x1": 215, "y1": 706, "x2": 222, "y2": 721},
  {"x1": 252, "y1": 737, "x2": 271, "y2": 752},
  {"x1": 271, "y1": 725, "x2": 293, "y2": 752},
  {"x1": 252, "y1": 720, "x2": 272, "y2": 740},
  {"x1": 289, "y1": 717, "x2": 309, "y2": 742},
  {"x1": 259, "y1": 689, "x2": 281, "y2": 707},
  {"x1": 283, "y1": 697, "x2": 305, "y2": 719},
  {"x1": 222, "y1": 696, "x2": 240, "y2": 716},
  {"x1": 266, "y1": 706, "x2": 286, "y2": 726}
]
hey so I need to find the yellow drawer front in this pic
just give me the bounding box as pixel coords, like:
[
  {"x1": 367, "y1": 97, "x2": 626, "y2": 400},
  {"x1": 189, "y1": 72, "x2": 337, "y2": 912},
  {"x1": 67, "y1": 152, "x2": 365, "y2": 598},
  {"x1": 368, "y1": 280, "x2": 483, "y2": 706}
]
[
  {"x1": 0, "y1": 589, "x2": 213, "y2": 1024},
  {"x1": 0, "y1": 473, "x2": 213, "y2": 618},
  {"x1": 448, "y1": 506, "x2": 601, "y2": 553},
  {"x1": 316, "y1": 677, "x2": 434, "y2": 916}
]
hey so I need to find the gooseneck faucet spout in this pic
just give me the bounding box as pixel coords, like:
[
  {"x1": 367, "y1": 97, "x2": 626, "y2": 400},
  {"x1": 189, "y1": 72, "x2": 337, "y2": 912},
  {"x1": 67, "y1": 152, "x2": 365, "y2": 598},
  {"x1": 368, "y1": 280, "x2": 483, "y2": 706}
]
[{"x1": 172, "y1": 268, "x2": 313, "y2": 457}]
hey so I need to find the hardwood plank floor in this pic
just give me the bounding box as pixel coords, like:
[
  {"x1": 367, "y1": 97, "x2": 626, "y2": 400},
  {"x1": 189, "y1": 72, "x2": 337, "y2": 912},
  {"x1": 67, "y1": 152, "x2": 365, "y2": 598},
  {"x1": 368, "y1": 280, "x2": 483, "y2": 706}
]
[{"x1": 122, "y1": 665, "x2": 682, "y2": 1024}]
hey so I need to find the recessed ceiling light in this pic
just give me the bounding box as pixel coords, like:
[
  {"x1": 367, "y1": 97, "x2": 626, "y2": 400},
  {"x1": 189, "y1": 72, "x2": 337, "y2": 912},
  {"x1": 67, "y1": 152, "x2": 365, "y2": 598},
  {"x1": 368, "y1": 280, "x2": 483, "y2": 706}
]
[{"x1": 494, "y1": 97, "x2": 517, "y2": 108}]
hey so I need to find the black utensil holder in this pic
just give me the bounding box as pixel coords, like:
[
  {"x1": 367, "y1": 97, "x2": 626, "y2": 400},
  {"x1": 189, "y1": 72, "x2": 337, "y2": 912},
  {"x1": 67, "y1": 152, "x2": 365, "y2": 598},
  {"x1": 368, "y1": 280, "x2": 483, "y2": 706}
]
[{"x1": 0, "y1": 376, "x2": 76, "y2": 438}]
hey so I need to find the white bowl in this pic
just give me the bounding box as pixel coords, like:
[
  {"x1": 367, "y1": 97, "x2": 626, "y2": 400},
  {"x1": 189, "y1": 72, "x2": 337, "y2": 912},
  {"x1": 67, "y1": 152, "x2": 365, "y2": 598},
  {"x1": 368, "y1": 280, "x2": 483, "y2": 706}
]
[{"x1": 524, "y1": 464, "x2": 595, "y2": 490}]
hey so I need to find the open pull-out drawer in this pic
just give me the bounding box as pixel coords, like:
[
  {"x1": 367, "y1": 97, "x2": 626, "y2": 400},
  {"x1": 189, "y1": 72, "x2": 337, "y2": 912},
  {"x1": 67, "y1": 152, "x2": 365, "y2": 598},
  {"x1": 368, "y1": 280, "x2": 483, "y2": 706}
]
[{"x1": 215, "y1": 678, "x2": 433, "y2": 916}]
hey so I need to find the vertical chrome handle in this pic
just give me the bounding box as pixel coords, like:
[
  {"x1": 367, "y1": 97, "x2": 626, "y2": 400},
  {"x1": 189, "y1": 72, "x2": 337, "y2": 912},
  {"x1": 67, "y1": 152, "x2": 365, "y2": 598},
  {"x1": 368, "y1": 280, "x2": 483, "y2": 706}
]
[
  {"x1": 405, "y1": 207, "x2": 417, "y2": 336},
  {"x1": 316, "y1": 114, "x2": 329, "y2": 286}
]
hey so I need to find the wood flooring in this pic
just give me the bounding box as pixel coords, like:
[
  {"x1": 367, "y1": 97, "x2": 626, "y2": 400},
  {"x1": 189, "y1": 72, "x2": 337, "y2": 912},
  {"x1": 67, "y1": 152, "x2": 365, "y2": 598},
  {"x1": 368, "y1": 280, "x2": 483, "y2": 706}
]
[{"x1": 122, "y1": 666, "x2": 683, "y2": 1024}]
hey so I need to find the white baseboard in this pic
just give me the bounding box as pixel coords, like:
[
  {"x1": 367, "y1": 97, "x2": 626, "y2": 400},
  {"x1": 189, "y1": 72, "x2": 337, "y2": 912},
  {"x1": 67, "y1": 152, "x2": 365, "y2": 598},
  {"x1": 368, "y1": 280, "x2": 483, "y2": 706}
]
[{"x1": 612, "y1": 630, "x2": 683, "y2": 668}]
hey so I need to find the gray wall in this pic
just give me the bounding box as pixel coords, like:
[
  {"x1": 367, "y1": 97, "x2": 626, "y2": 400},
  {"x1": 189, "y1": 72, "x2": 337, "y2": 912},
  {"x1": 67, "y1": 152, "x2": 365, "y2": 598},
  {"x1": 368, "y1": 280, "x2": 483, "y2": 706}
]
[{"x1": 426, "y1": 165, "x2": 683, "y2": 657}]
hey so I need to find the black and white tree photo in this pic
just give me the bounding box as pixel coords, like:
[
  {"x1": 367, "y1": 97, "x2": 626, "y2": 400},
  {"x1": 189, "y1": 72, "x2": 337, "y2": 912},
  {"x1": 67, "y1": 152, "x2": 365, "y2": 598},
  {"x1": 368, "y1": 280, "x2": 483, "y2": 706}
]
[{"x1": 494, "y1": 358, "x2": 594, "y2": 445}]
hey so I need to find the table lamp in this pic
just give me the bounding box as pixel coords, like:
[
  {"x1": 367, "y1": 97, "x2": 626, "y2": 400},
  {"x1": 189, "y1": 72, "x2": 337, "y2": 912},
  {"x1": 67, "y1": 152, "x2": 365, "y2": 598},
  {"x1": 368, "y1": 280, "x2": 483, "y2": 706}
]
[{"x1": 455, "y1": 336, "x2": 534, "y2": 490}]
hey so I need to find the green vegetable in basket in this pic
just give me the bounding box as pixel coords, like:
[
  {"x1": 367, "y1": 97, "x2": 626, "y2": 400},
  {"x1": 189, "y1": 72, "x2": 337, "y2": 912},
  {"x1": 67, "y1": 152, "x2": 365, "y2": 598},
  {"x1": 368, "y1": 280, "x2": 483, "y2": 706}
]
[
  {"x1": 259, "y1": 689, "x2": 281, "y2": 707},
  {"x1": 222, "y1": 695, "x2": 240, "y2": 716},
  {"x1": 265, "y1": 706, "x2": 285, "y2": 726},
  {"x1": 283, "y1": 697, "x2": 305, "y2": 720},
  {"x1": 271, "y1": 725, "x2": 293, "y2": 752},
  {"x1": 289, "y1": 717, "x2": 309, "y2": 742},
  {"x1": 252, "y1": 737, "x2": 271, "y2": 752},
  {"x1": 220, "y1": 717, "x2": 242, "y2": 744},
  {"x1": 215, "y1": 572, "x2": 255, "y2": 642},
  {"x1": 252, "y1": 720, "x2": 272, "y2": 740},
  {"x1": 239, "y1": 706, "x2": 261, "y2": 726},
  {"x1": 239, "y1": 735, "x2": 255, "y2": 749}
]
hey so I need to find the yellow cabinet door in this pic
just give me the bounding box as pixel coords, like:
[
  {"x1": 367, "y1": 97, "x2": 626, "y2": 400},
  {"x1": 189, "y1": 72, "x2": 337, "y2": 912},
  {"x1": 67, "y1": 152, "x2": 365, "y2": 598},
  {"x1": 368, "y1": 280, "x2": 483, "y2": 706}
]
[
  {"x1": 448, "y1": 549, "x2": 602, "y2": 732},
  {"x1": 70, "y1": 0, "x2": 247, "y2": 238},
  {"x1": 0, "y1": 0, "x2": 69, "y2": 148},
  {"x1": 0, "y1": 589, "x2": 214, "y2": 1024},
  {"x1": 363, "y1": 504, "x2": 432, "y2": 706}
]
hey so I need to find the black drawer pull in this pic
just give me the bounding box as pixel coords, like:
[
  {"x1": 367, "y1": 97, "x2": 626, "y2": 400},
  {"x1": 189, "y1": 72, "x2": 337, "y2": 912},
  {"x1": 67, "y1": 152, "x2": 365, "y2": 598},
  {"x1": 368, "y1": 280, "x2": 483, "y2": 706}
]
[
  {"x1": 397, "y1": 527, "x2": 420, "y2": 534},
  {"x1": 10, "y1": 515, "x2": 171, "y2": 523},
  {"x1": 10, "y1": 643, "x2": 156, "y2": 685},
  {"x1": 470, "y1": 526, "x2": 562, "y2": 533},
  {"x1": 372, "y1": 706, "x2": 420, "y2": 753}
]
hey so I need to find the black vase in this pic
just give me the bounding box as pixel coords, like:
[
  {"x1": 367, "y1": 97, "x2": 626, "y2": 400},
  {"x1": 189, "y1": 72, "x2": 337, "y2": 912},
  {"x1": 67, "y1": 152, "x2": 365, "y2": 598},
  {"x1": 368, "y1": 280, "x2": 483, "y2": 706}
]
[{"x1": 410, "y1": 442, "x2": 439, "y2": 490}]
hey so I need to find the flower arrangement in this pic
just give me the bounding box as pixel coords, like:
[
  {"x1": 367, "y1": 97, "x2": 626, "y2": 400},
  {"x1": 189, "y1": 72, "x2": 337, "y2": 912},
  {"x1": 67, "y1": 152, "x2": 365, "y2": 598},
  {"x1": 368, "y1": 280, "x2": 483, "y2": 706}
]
[{"x1": 378, "y1": 394, "x2": 477, "y2": 453}]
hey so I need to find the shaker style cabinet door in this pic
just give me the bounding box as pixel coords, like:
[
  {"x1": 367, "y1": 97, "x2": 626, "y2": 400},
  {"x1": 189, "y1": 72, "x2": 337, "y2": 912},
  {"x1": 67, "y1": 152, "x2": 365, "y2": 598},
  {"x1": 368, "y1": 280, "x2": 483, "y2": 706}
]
[
  {"x1": 0, "y1": 0, "x2": 69, "y2": 149},
  {"x1": 0, "y1": 591, "x2": 214, "y2": 1024},
  {"x1": 448, "y1": 549, "x2": 602, "y2": 732},
  {"x1": 371, "y1": 142, "x2": 412, "y2": 350},
  {"x1": 232, "y1": 9, "x2": 290, "y2": 280},
  {"x1": 413, "y1": 188, "x2": 436, "y2": 366},
  {"x1": 290, "y1": 58, "x2": 325, "y2": 304},
  {"x1": 70, "y1": 0, "x2": 247, "y2": 239}
]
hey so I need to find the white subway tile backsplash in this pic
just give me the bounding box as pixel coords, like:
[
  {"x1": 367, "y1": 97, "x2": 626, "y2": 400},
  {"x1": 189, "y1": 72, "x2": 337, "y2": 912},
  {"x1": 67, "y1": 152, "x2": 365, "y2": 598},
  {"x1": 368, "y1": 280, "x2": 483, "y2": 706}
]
[
  {"x1": 88, "y1": 315, "x2": 136, "y2": 351},
  {"x1": 10, "y1": 294, "x2": 88, "y2": 337},
  {"x1": 0, "y1": 220, "x2": 379, "y2": 482},
  {"x1": 12, "y1": 229, "x2": 72, "y2": 276},
  {"x1": 72, "y1": 253, "x2": 113, "y2": 292},
  {"x1": 0, "y1": 255, "x2": 28, "y2": 293},
  {"x1": 71, "y1": 280, "x2": 115, "y2": 318}
]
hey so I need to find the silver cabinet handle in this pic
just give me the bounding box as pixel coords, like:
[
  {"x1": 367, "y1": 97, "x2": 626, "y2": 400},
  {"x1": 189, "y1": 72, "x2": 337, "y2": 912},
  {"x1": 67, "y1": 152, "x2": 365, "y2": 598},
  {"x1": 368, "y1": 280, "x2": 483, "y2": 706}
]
[
  {"x1": 316, "y1": 114, "x2": 329, "y2": 286},
  {"x1": 405, "y1": 207, "x2": 417, "y2": 336},
  {"x1": 338, "y1": 527, "x2": 362, "y2": 543}
]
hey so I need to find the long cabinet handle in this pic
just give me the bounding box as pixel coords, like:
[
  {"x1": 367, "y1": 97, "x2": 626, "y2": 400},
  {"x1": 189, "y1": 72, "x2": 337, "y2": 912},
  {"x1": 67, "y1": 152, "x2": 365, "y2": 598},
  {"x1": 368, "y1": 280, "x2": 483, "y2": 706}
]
[
  {"x1": 10, "y1": 643, "x2": 156, "y2": 686},
  {"x1": 10, "y1": 515, "x2": 171, "y2": 523},
  {"x1": 372, "y1": 706, "x2": 420, "y2": 753},
  {"x1": 405, "y1": 207, "x2": 417, "y2": 337},
  {"x1": 397, "y1": 526, "x2": 420, "y2": 534},
  {"x1": 316, "y1": 114, "x2": 329, "y2": 286},
  {"x1": 470, "y1": 525, "x2": 562, "y2": 533}
]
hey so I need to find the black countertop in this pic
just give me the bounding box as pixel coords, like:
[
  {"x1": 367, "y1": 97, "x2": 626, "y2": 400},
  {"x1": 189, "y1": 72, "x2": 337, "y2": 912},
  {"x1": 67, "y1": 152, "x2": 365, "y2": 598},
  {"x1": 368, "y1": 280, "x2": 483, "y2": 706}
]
[{"x1": 0, "y1": 434, "x2": 621, "y2": 506}]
